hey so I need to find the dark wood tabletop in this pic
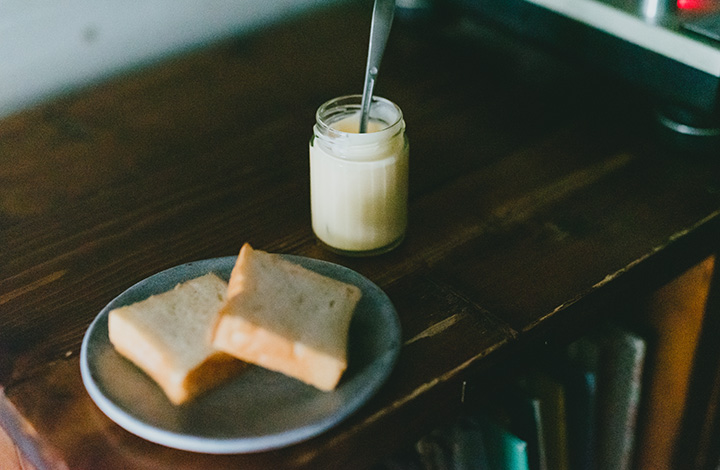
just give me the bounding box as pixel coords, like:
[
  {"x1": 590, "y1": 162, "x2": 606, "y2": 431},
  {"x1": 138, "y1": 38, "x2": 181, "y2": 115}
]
[{"x1": 2, "y1": 2, "x2": 720, "y2": 469}]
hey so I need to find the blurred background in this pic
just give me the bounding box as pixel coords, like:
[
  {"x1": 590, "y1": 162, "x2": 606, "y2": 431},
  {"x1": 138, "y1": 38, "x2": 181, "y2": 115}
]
[
  {"x1": 0, "y1": 0, "x2": 346, "y2": 119},
  {"x1": 4, "y1": 0, "x2": 720, "y2": 145}
]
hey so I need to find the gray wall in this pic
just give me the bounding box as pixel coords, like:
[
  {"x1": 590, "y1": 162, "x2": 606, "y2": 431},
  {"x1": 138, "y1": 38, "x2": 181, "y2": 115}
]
[{"x1": 0, "y1": 0, "x2": 341, "y2": 118}]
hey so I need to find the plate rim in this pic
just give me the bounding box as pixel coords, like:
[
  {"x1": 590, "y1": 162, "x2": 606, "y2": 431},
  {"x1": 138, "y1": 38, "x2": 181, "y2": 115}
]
[{"x1": 79, "y1": 255, "x2": 401, "y2": 454}]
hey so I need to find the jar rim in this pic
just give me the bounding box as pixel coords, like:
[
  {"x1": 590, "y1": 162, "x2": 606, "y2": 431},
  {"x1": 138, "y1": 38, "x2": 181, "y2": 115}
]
[{"x1": 315, "y1": 94, "x2": 404, "y2": 140}]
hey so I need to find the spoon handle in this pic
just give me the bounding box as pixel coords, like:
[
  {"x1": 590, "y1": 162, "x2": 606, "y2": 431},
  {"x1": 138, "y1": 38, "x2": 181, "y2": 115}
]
[{"x1": 359, "y1": 0, "x2": 395, "y2": 133}]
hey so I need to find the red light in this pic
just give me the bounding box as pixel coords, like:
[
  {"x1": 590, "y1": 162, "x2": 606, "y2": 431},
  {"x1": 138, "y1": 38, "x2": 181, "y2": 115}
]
[{"x1": 678, "y1": 0, "x2": 716, "y2": 10}]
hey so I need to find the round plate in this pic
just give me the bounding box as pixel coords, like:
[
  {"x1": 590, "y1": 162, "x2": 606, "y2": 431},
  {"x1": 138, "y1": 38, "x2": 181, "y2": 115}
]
[{"x1": 80, "y1": 255, "x2": 401, "y2": 454}]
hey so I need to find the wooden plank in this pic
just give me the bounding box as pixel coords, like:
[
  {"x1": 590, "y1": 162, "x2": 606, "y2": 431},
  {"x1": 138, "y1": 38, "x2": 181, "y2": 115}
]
[{"x1": 1, "y1": 1, "x2": 719, "y2": 468}]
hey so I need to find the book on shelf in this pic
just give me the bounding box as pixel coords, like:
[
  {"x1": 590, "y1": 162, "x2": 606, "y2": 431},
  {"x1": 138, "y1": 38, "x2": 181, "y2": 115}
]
[
  {"x1": 413, "y1": 416, "x2": 491, "y2": 470},
  {"x1": 498, "y1": 388, "x2": 546, "y2": 470},
  {"x1": 564, "y1": 336, "x2": 600, "y2": 470},
  {"x1": 594, "y1": 323, "x2": 648, "y2": 470},
  {"x1": 518, "y1": 367, "x2": 570, "y2": 470},
  {"x1": 559, "y1": 320, "x2": 649, "y2": 470},
  {"x1": 675, "y1": 255, "x2": 720, "y2": 468},
  {"x1": 470, "y1": 377, "x2": 546, "y2": 470},
  {"x1": 478, "y1": 412, "x2": 530, "y2": 470},
  {"x1": 635, "y1": 255, "x2": 715, "y2": 469},
  {"x1": 461, "y1": 379, "x2": 539, "y2": 470}
]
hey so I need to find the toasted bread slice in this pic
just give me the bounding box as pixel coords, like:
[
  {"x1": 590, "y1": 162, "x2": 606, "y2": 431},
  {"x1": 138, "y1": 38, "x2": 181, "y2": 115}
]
[
  {"x1": 212, "y1": 243, "x2": 362, "y2": 391},
  {"x1": 108, "y1": 272, "x2": 247, "y2": 405}
]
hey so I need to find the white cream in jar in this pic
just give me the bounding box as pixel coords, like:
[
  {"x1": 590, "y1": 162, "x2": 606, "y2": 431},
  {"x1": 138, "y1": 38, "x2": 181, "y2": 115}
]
[{"x1": 310, "y1": 95, "x2": 408, "y2": 256}]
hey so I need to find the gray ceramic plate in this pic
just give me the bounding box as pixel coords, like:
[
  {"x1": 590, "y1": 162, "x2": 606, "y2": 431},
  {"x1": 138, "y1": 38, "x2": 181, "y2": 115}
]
[{"x1": 80, "y1": 255, "x2": 401, "y2": 454}]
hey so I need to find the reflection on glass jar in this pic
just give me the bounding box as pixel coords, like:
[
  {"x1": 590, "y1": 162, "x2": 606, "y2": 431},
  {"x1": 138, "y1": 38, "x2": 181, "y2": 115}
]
[{"x1": 310, "y1": 95, "x2": 409, "y2": 256}]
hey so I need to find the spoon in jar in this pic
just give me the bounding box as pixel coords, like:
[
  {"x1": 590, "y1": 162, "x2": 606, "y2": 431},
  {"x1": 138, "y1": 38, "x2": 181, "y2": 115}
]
[{"x1": 359, "y1": 0, "x2": 395, "y2": 133}]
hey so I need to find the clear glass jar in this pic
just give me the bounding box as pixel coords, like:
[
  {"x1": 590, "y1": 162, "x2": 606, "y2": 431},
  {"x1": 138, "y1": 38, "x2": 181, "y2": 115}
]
[{"x1": 310, "y1": 95, "x2": 409, "y2": 256}]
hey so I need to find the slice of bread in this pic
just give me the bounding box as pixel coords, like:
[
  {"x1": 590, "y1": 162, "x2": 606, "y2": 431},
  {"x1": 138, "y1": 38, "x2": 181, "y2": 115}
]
[
  {"x1": 108, "y1": 272, "x2": 247, "y2": 405},
  {"x1": 212, "y1": 243, "x2": 362, "y2": 391}
]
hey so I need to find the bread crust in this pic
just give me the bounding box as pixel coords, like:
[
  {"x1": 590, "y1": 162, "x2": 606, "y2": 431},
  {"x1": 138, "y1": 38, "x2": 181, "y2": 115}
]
[
  {"x1": 108, "y1": 273, "x2": 247, "y2": 405},
  {"x1": 212, "y1": 243, "x2": 361, "y2": 391}
]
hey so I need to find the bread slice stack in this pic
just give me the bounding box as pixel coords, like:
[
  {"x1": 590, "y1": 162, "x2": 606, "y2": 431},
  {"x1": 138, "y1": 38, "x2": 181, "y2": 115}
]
[
  {"x1": 212, "y1": 243, "x2": 362, "y2": 391},
  {"x1": 107, "y1": 243, "x2": 362, "y2": 404},
  {"x1": 108, "y1": 273, "x2": 247, "y2": 405}
]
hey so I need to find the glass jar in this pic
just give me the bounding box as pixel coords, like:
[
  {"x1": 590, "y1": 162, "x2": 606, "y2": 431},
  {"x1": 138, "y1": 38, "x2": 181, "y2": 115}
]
[{"x1": 310, "y1": 94, "x2": 409, "y2": 256}]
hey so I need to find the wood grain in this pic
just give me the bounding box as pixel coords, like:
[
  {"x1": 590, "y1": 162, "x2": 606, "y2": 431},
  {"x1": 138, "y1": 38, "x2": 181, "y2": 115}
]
[{"x1": 1, "y1": 2, "x2": 719, "y2": 468}]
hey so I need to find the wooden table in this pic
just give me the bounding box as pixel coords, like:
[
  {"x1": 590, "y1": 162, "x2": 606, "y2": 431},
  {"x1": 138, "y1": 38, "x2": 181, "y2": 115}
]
[{"x1": 2, "y1": 2, "x2": 719, "y2": 468}]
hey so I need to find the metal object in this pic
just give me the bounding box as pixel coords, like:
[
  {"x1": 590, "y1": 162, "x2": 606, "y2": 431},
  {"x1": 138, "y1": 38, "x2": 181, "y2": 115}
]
[
  {"x1": 447, "y1": 0, "x2": 720, "y2": 145},
  {"x1": 360, "y1": 0, "x2": 396, "y2": 133},
  {"x1": 640, "y1": 0, "x2": 676, "y2": 21}
]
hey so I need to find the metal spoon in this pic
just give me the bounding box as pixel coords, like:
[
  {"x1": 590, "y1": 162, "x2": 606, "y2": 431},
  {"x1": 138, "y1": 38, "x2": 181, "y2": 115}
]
[{"x1": 359, "y1": 0, "x2": 395, "y2": 133}]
